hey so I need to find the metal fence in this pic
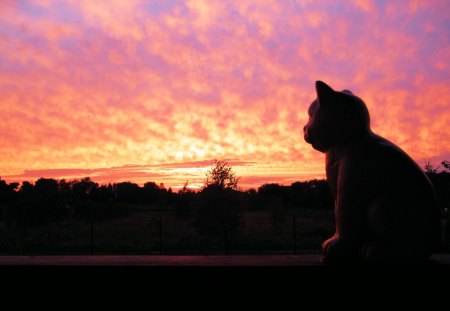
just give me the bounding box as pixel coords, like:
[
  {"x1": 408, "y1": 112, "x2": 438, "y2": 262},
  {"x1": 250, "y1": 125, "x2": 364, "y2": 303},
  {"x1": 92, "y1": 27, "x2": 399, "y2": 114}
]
[
  {"x1": 0, "y1": 209, "x2": 335, "y2": 255},
  {"x1": 2, "y1": 208, "x2": 448, "y2": 255}
]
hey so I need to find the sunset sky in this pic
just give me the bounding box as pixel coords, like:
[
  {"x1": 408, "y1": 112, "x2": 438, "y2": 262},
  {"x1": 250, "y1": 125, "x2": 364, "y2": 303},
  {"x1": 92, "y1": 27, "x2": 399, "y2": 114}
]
[{"x1": 1, "y1": 0, "x2": 449, "y2": 190}]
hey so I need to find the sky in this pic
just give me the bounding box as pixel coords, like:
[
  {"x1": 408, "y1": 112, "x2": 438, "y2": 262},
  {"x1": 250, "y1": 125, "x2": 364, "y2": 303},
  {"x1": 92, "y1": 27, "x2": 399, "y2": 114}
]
[{"x1": 0, "y1": 0, "x2": 449, "y2": 190}]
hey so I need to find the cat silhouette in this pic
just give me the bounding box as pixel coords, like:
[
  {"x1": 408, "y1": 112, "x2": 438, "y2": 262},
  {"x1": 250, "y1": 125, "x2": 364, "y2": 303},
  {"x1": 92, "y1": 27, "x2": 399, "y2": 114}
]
[{"x1": 304, "y1": 80, "x2": 441, "y2": 264}]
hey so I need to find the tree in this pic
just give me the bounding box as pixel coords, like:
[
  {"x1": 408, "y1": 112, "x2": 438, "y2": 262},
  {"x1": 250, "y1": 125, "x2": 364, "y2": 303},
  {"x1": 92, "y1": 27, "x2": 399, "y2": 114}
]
[
  {"x1": 424, "y1": 160, "x2": 440, "y2": 174},
  {"x1": 442, "y1": 160, "x2": 450, "y2": 172},
  {"x1": 25, "y1": 178, "x2": 67, "y2": 225},
  {"x1": 174, "y1": 181, "x2": 196, "y2": 219},
  {"x1": 0, "y1": 179, "x2": 19, "y2": 225},
  {"x1": 194, "y1": 186, "x2": 242, "y2": 241},
  {"x1": 195, "y1": 161, "x2": 243, "y2": 245},
  {"x1": 258, "y1": 183, "x2": 287, "y2": 227},
  {"x1": 114, "y1": 182, "x2": 141, "y2": 204},
  {"x1": 70, "y1": 178, "x2": 100, "y2": 220},
  {"x1": 205, "y1": 160, "x2": 239, "y2": 190},
  {"x1": 0, "y1": 179, "x2": 18, "y2": 205},
  {"x1": 143, "y1": 182, "x2": 160, "y2": 204}
]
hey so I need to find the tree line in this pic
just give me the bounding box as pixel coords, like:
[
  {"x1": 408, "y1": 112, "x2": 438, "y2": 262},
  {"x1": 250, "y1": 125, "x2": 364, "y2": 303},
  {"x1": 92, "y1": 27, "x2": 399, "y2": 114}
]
[{"x1": 0, "y1": 160, "x2": 449, "y2": 240}]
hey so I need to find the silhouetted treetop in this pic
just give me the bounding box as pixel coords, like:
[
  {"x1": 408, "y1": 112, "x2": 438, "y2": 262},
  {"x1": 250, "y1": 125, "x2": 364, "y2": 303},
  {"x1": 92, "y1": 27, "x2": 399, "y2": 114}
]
[
  {"x1": 205, "y1": 160, "x2": 239, "y2": 190},
  {"x1": 442, "y1": 161, "x2": 450, "y2": 172}
]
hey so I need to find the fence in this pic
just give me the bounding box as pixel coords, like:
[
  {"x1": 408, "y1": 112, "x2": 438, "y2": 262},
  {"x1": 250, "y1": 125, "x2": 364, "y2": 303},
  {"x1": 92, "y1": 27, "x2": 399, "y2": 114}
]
[
  {"x1": 0, "y1": 209, "x2": 335, "y2": 255},
  {"x1": 2, "y1": 208, "x2": 448, "y2": 255}
]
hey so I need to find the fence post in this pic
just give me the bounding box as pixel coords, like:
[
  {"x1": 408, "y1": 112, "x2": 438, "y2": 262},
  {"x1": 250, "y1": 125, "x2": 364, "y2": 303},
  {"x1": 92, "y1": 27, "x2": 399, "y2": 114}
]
[
  {"x1": 21, "y1": 221, "x2": 26, "y2": 255},
  {"x1": 20, "y1": 205, "x2": 26, "y2": 255},
  {"x1": 293, "y1": 215, "x2": 297, "y2": 255},
  {"x1": 224, "y1": 229, "x2": 229, "y2": 255},
  {"x1": 14, "y1": 205, "x2": 27, "y2": 255},
  {"x1": 90, "y1": 210, "x2": 94, "y2": 255},
  {"x1": 159, "y1": 214, "x2": 162, "y2": 255}
]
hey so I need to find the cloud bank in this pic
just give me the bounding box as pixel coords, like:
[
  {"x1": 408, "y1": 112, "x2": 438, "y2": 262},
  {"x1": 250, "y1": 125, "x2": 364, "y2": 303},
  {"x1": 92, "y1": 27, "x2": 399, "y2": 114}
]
[{"x1": 1, "y1": 0, "x2": 449, "y2": 189}]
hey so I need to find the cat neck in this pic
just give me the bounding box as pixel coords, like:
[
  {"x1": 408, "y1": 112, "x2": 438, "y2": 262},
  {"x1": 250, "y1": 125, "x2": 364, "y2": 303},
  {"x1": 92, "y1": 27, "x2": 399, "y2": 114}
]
[{"x1": 325, "y1": 130, "x2": 373, "y2": 160}]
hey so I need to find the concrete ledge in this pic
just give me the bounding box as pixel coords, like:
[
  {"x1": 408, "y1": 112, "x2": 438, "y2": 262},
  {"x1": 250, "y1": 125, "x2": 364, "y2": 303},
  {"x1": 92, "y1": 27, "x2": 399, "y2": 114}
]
[{"x1": 0, "y1": 254, "x2": 449, "y2": 266}]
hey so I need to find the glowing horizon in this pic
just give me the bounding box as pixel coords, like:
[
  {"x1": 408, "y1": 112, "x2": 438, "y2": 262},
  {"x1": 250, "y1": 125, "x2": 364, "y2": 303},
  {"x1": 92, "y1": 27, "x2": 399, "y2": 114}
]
[{"x1": 1, "y1": 1, "x2": 449, "y2": 190}]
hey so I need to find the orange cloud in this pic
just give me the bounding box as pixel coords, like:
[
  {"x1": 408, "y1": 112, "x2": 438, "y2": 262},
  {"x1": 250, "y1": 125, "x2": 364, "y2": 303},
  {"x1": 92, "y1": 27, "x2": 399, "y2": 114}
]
[
  {"x1": 354, "y1": 0, "x2": 377, "y2": 13},
  {"x1": 0, "y1": 1, "x2": 449, "y2": 189}
]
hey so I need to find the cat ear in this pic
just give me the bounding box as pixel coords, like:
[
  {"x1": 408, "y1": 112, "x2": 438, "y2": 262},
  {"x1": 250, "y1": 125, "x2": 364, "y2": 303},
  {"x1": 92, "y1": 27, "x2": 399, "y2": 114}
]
[
  {"x1": 315, "y1": 81, "x2": 335, "y2": 107},
  {"x1": 341, "y1": 89, "x2": 353, "y2": 95}
]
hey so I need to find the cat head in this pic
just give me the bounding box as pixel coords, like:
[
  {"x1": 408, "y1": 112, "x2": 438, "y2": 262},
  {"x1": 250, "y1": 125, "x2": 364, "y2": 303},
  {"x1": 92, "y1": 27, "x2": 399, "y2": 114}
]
[{"x1": 303, "y1": 81, "x2": 371, "y2": 152}]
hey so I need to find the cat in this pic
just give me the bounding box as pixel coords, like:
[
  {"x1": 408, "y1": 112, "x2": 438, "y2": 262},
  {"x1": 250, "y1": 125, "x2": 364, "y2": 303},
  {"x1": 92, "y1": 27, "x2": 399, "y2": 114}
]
[{"x1": 303, "y1": 80, "x2": 441, "y2": 264}]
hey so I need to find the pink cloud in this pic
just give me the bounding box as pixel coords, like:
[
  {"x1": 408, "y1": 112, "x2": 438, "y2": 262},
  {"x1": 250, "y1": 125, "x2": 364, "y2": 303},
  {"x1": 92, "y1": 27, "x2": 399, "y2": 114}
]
[
  {"x1": 354, "y1": 0, "x2": 377, "y2": 13},
  {"x1": 0, "y1": 1, "x2": 449, "y2": 188}
]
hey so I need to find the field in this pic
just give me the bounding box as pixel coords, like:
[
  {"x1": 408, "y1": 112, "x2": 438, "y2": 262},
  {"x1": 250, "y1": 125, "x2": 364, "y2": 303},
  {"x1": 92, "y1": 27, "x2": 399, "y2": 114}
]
[{"x1": 0, "y1": 209, "x2": 335, "y2": 255}]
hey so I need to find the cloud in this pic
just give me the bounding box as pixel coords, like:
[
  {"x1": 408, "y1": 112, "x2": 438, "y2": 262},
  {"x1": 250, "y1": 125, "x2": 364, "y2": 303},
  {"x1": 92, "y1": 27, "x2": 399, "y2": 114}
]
[
  {"x1": 1, "y1": 1, "x2": 449, "y2": 188},
  {"x1": 353, "y1": 0, "x2": 377, "y2": 13},
  {"x1": 2, "y1": 158, "x2": 323, "y2": 190}
]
